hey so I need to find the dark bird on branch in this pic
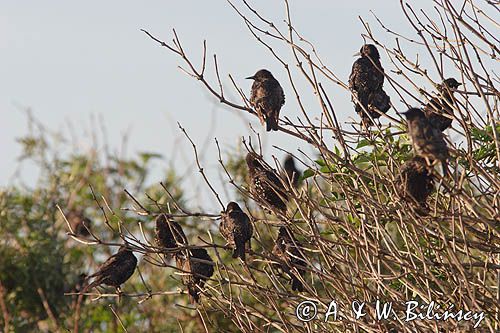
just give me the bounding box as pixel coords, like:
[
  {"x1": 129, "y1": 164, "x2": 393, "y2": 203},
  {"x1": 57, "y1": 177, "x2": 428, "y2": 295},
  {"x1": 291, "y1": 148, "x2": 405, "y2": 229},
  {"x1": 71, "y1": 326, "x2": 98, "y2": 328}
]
[
  {"x1": 423, "y1": 78, "x2": 461, "y2": 131},
  {"x1": 402, "y1": 108, "x2": 449, "y2": 175},
  {"x1": 67, "y1": 210, "x2": 92, "y2": 237},
  {"x1": 283, "y1": 154, "x2": 301, "y2": 188},
  {"x1": 176, "y1": 248, "x2": 214, "y2": 304},
  {"x1": 349, "y1": 44, "x2": 391, "y2": 127},
  {"x1": 247, "y1": 69, "x2": 285, "y2": 131},
  {"x1": 220, "y1": 202, "x2": 253, "y2": 261},
  {"x1": 396, "y1": 156, "x2": 434, "y2": 206},
  {"x1": 155, "y1": 214, "x2": 188, "y2": 260},
  {"x1": 246, "y1": 152, "x2": 287, "y2": 213},
  {"x1": 83, "y1": 245, "x2": 137, "y2": 292},
  {"x1": 272, "y1": 227, "x2": 306, "y2": 292}
]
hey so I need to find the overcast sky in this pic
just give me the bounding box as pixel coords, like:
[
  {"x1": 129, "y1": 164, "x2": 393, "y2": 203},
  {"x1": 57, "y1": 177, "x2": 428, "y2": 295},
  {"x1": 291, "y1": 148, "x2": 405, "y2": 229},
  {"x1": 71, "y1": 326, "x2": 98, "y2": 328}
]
[{"x1": 1, "y1": 1, "x2": 450, "y2": 203}]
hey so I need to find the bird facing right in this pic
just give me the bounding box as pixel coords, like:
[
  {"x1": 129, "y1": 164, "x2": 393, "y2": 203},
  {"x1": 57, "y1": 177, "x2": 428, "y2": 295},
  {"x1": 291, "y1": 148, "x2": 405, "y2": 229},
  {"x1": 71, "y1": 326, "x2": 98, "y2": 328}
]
[
  {"x1": 176, "y1": 248, "x2": 215, "y2": 304},
  {"x1": 84, "y1": 245, "x2": 137, "y2": 292},
  {"x1": 402, "y1": 108, "x2": 449, "y2": 174},
  {"x1": 246, "y1": 152, "x2": 288, "y2": 213},
  {"x1": 220, "y1": 202, "x2": 253, "y2": 261},
  {"x1": 247, "y1": 69, "x2": 285, "y2": 132},
  {"x1": 349, "y1": 44, "x2": 391, "y2": 127}
]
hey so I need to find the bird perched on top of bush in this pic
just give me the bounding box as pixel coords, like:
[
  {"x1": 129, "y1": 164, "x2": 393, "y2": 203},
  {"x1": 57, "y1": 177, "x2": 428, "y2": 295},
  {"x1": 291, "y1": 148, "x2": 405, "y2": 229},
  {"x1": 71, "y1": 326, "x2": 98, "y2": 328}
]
[
  {"x1": 283, "y1": 154, "x2": 301, "y2": 188},
  {"x1": 402, "y1": 108, "x2": 449, "y2": 175},
  {"x1": 349, "y1": 44, "x2": 391, "y2": 127},
  {"x1": 423, "y1": 78, "x2": 461, "y2": 131},
  {"x1": 155, "y1": 214, "x2": 188, "y2": 260},
  {"x1": 246, "y1": 152, "x2": 288, "y2": 213},
  {"x1": 83, "y1": 245, "x2": 137, "y2": 292},
  {"x1": 247, "y1": 69, "x2": 285, "y2": 132},
  {"x1": 220, "y1": 202, "x2": 253, "y2": 261},
  {"x1": 176, "y1": 248, "x2": 214, "y2": 304}
]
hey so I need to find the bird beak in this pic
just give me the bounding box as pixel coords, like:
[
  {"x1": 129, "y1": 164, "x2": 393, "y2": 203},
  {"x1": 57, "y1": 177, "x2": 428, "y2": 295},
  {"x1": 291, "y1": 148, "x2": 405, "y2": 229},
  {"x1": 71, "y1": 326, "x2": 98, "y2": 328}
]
[
  {"x1": 353, "y1": 52, "x2": 361, "y2": 57},
  {"x1": 245, "y1": 76, "x2": 255, "y2": 80}
]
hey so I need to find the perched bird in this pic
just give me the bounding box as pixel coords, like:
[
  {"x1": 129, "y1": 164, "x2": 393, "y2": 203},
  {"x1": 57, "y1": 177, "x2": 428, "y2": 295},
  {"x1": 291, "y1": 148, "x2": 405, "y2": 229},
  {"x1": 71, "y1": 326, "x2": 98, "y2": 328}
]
[
  {"x1": 66, "y1": 210, "x2": 91, "y2": 237},
  {"x1": 177, "y1": 248, "x2": 214, "y2": 303},
  {"x1": 283, "y1": 155, "x2": 301, "y2": 188},
  {"x1": 424, "y1": 78, "x2": 461, "y2": 131},
  {"x1": 349, "y1": 44, "x2": 390, "y2": 127},
  {"x1": 272, "y1": 227, "x2": 306, "y2": 292},
  {"x1": 402, "y1": 108, "x2": 449, "y2": 174},
  {"x1": 155, "y1": 214, "x2": 188, "y2": 260},
  {"x1": 396, "y1": 156, "x2": 434, "y2": 206},
  {"x1": 246, "y1": 152, "x2": 287, "y2": 213},
  {"x1": 220, "y1": 202, "x2": 253, "y2": 261},
  {"x1": 247, "y1": 69, "x2": 285, "y2": 131},
  {"x1": 84, "y1": 245, "x2": 137, "y2": 292}
]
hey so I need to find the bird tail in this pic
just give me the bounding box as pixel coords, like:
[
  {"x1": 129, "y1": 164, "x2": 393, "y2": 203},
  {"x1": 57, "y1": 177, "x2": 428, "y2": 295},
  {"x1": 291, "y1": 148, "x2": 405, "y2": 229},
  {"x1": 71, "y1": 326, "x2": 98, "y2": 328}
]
[
  {"x1": 232, "y1": 245, "x2": 246, "y2": 261},
  {"x1": 266, "y1": 116, "x2": 278, "y2": 131},
  {"x1": 188, "y1": 288, "x2": 200, "y2": 304}
]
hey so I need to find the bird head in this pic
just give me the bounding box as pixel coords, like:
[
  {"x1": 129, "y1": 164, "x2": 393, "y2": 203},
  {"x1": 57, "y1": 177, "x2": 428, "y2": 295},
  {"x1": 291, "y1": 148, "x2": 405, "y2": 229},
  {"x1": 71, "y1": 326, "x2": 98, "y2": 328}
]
[
  {"x1": 441, "y1": 78, "x2": 461, "y2": 91},
  {"x1": 226, "y1": 201, "x2": 242, "y2": 213},
  {"x1": 355, "y1": 44, "x2": 380, "y2": 60},
  {"x1": 283, "y1": 155, "x2": 296, "y2": 169},
  {"x1": 245, "y1": 152, "x2": 264, "y2": 169},
  {"x1": 246, "y1": 69, "x2": 273, "y2": 81},
  {"x1": 401, "y1": 108, "x2": 425, "y2": 120}
]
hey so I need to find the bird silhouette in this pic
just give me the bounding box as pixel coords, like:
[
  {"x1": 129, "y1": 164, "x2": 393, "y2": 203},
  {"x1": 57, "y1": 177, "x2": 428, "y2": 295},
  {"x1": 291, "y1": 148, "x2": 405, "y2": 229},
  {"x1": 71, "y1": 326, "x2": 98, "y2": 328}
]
[
  {"x1": 84, "y1": 245, "x2": 137, "y2": 292},
  {"x1": 402, "y1": 108, "x2": 449, "y2": 175},
  {"x1": 155, "y1": 214, "x2": 188, "y2": 260},
  {"x1": 396, "y1": 156, "x2": 434, "y2": 206},
  {"x1": 349, "y1": 44, "x2": 390, "y2": 127},
  {"x1": 424, "y1": 78, "x2": 461, "y2": 131},
  {"x1": 220, "y1": 202, "x2": 253, "y2": 261},
  {"x1": 272, "y1": 227, "x2": 306, "y2": 292},
  {"x1": 247, "y1": 69, "x2": 285, "y2": 131},
  {"x1": 283, "y1": 155, "x2": 301, "y2": 188},
  {"x1": 246, "y1": 152, "x2": 287, "y2": 213},
  {"x1": 176, "y1": 248, "x2": 214, "y2": 303},
  {"x1": 66, "y1": 210, "x2": 91, "y2": 237}
]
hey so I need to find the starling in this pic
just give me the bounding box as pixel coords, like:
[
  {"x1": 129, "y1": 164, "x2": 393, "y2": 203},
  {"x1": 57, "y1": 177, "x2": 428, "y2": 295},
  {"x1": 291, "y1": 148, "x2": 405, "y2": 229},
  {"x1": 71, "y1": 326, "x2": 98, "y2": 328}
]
[
  {"x1": 272, "y1": 227, "x2": 306, "y2": 292},
  {"x1": 84, "y1": 245, "x2": 137, "y2": 292},
  {"x1": 155, "y1": 214, "x2": 188, "y2": 260},
  {"x1": 396, "y1": 156, "x2": 434, "y2": 206},
  {"x1": 283, "y1": 154, "x2": 301, "y2": 188},
  {"x1": 66, "y1": 210, "x2": 91, "y2": 237},
  {"x1": 349, "y1": 44, "x2": 390, "y2": 126},
  {"x1": 247, "y1": 69, "x2": 285, "y2": 131},
  {"x1": 220, "y1": 202, "x2": 253, "y2": 261},
  {"x1": 176, "y1": 248, "x2": 214, "y2": 303},
  {"x1": 246, "y1": 152, "x2": 287, "y2": 213},
  {"x1": 423, "y1": 78, "x2": 461, "y2": 131}
]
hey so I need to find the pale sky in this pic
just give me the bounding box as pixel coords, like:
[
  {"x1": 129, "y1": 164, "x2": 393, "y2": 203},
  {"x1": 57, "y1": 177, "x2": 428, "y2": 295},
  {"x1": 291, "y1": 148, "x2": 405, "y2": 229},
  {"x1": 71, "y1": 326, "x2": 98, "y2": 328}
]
[{"x1": 1, "y1": 1, "x2": 444, "y2": 202}]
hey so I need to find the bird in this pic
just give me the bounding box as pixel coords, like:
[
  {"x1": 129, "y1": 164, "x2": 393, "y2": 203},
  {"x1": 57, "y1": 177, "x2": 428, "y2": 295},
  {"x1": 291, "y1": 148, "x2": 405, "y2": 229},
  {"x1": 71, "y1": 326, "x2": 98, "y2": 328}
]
[
  {"x1": 395, "y1": 156, "x2": 434, "y2": 206},
  {"x1": 247, "y1": 69, "x2": 285, "y2": 131},
  {"x1": 219, "y1": 202, "x2": 253, "y2": 261},
  {"x1": 246, "y1": 152, "x2": 287, "y2": 213},
  {"x1": 66, "y1": 210, "x2": 91, "y2": 237},
  {"x1": 423, "y1": 78, "x2": 461, "y2": 131},
  {"x1": 176, "y1": 248, "x2": 214, "y2": 303},
  {"x1": 272, "y1": 227, "x2": 306, "y2": 292},
  {"x1": 349, "y1": 44, "x2": 391, "y2": 127},
  {"x1": 83, "y1": 245, "x2": 137, "y2": 292},
  {"x1": 155, "y1": 214, "x2": 188, "y2": 260},
  {"x1": 283, "y1": 154, "x2": 301, "y2": 188},
  {"x1": 402, "y1": 108, "x2": 449, "y2": 174}
]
